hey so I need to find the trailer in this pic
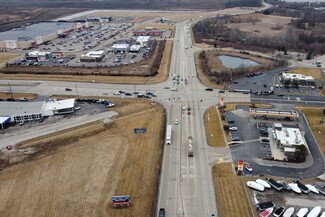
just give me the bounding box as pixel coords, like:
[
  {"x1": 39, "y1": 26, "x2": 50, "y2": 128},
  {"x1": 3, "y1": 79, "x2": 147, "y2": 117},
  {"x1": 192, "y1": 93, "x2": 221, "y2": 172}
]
[
  {"x1": 166, "y1": 125, "x2": 172, "y2": 145},
  {"x1": 188, "y1": 136, "x2": 194, "y2": 157}
]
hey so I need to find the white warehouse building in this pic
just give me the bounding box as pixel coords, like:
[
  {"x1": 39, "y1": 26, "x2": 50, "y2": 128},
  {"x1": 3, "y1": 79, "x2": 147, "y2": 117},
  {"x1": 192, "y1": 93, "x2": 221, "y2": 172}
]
[
  {"x1": 0, "y1": 98, "x2": 76, "y2": 123},
  {"x1": 136, "y1": 36, "x2": 150, "y2": 47}
]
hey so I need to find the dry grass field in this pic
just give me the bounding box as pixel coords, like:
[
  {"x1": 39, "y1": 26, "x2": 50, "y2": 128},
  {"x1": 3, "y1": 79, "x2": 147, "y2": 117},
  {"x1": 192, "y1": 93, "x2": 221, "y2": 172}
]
[
  {"x1": 287, "y1": 68, "x2": 323, "y2": 80},
  {"x1": 0, "y1": 100, "x2": 165, "y2": 217},
  {"x1": 0, "y1": 92, "x2": 37, "y2": 100},
  {"x1": 204, "y1": 106, "x2": 226, "y2": 147},
  {"x1": 296, "y1": 107, "x2": 325, "y2": 156},
  {"x1": 212, "y1": 163, "x2": 254, "y2": 217},
  {"x1": 0, "y1": 53, "x2": 21, "y2": 64},
  {"x1": 226, "y1": 14, "x2": 294, "y2": 37}
]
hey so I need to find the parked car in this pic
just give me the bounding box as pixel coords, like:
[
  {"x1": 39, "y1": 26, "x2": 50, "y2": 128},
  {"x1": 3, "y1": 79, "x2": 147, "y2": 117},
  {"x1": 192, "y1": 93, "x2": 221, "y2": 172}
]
[
  {"x1": 229, "y1": 126, "x2": 238, "y2": 131},
  {"x1": 19, "y1": 97, "x2": 28, "y2": 101},
  {"x1": 174, "y1": 119, "x2": 179, "y2": 125},
  {"x1": 65, "y1": 88, "x2": 72, "y2": 91},
  {"x1": 205, "y1": 88, "x2": 213, "y2": 91}
]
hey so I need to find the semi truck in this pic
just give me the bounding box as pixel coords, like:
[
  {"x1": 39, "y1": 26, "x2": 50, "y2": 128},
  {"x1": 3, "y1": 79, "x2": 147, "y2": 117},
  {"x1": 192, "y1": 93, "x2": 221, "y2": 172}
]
[
  {"x1": 188, "y1": 136, "x2": 194, "y2": 157},
  {"x1": 166, "y1": 125, "x2": 172, "y2": 145}
]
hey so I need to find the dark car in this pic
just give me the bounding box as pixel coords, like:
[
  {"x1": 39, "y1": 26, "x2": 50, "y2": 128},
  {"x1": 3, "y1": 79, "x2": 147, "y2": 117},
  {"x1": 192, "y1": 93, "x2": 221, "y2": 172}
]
[
  {"x1": 65, "y1": 88, "x2": 72, "y2": 91},
  {"x1": 218, "y1": 90, "x2": 225, "y2": 93},
  {"x1": 159, "y1": 208, "x2": 165, "y2": 217},
  {"x1": 6, "y1": 98, "x2": 14, "y2": 101},
  {"x1": 205, "y1": 88, "x2": 213, "y2": 91},
  {"x1": 125, "y1": 92, "x2": 132, "y2": 96}
]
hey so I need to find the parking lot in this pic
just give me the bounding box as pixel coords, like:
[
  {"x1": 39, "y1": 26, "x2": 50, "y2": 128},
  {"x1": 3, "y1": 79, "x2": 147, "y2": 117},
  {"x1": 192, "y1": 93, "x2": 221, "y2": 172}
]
[{"x1": 229, "y1": 68, "x2": 321, "y2": 96}]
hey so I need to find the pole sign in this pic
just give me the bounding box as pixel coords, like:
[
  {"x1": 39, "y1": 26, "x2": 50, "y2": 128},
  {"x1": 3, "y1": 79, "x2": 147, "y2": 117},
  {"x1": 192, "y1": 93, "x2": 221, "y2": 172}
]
[{"x1": 134, "y1": 128, "x2": 147, "y2": 134}]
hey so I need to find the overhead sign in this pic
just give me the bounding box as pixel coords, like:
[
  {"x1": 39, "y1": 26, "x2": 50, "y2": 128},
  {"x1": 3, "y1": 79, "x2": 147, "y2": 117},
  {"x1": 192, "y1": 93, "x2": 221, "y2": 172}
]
[{"x1": 134, "y1": 128, "x2": 147, "y2": 134}]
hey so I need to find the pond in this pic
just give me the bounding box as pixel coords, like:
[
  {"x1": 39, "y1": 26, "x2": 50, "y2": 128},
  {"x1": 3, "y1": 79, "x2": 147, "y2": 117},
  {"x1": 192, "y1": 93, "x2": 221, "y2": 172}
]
[{"x1": 218, "y1": 55, "x2": 260, "y2": 69}]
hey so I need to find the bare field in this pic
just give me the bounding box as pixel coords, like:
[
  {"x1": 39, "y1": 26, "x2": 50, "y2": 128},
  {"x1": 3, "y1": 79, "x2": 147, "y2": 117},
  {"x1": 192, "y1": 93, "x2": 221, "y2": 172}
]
[
  {"x1": 212, "y1": 163, "x2": 254, "y2": 217},
  {"x1": 0, "y1": 100, "x2": 165, "y2": 217},
  {"x1": 296, "y1": 107, "x2": 325, "y2": 156},
  {"x1": 287, "y1": 68, "x2": 323, "y2": 80},
  {"x1": 226, "y1": 13, "x2": 293, "y2": 36},
  {"x1": 204, "y1": 106, "x2": 226, "y2": 147}
]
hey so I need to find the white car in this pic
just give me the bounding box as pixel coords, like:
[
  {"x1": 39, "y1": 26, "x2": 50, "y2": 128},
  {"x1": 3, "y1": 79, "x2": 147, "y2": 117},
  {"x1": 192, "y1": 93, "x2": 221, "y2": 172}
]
[
  {"x1": 174, "y1": 119, "x2": 179, "y2": 125},
  {"x1": 113, "y1": 91, "x2": 121, "y2": 95},
  {"x1": 245, "y1": 163, "x2": 253, "y2": 172},
  {"x1": 229, "y1": 126, "x2": 238, "y2": 131}
]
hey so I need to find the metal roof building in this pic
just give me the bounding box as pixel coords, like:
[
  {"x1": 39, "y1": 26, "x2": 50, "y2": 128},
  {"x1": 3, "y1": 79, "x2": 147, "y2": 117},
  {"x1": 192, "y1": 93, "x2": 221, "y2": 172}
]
[
  {"x1": 0, "y1": 98, "x2": 76, "y2": 124},
  {"x1": 0, "y1": 101, "x2": 44, "y2": 122}
]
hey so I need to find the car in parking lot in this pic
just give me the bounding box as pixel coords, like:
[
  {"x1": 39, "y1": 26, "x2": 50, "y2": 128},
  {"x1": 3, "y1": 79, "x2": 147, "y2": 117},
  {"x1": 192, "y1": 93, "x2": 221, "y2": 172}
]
[
  {"x1": 231, "y1": 136, "x2": 241, "y2": 141},
  {"x1": 113, "y1": 91, "x2": 121, "y2": 95},
  {"x1": 205, "y1": 88, "x2": 213, "y2": 91},
  {"x1": 218, "y1": 90, "x2": 225, "y2": 93},
  {"x1": 229, "y1": 126, "x2": 238, "y2": 131},
  {"x1": 19, "y1": 97, "x2": 28, "y2": 101},
  {"x1": 105, "y1": 102, "x2": 115, "y2": 108},
  {"x1": 125, "y1": 92, "x2": 132, "y2": 96}
]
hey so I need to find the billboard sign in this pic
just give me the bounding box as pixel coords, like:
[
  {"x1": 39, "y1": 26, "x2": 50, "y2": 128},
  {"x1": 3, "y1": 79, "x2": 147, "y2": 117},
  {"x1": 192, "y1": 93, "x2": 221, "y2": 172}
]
[
  {"x1": 134, "y1": 128, "x2": 147, "y2": 134},
  {"x1": 5, "y1": 40, "x2": 17, "y2": 49}
]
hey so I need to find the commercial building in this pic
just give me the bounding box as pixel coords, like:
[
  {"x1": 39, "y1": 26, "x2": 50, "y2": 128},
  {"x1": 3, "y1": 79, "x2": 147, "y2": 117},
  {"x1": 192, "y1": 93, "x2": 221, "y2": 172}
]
[
  {"x1": 280, "y1": 72, "x2": 315, "y2": 86},
  {"x1": 136, "y1": 36, "x2": 150, "y2": 47},
  {"x1": 0, "y1": 22, "x2": 90, "y2": 49},
  {"x1": 0, "y1": 101, "x2": 44, "y2": 123},
  {"x1": 112, "y1": 44, "x2": 129, "y2": 53},
  {"x1": 42, "y1": 98, "x2": 76, "y2": 116},
  {"x1": 0, "y1": 117, "x2": 11, "y2": 129},
  {"x1": 132, "y1": 28, "x2": 164, "y2": 36},
  {"x1": 25, "y1": 51, "x2": 53, "y2": 62},
  {"x1": 80, "y1": 50, "x2": 105, "y2": 62},
  {"x1": 0, "y1": 99, "x2": 76, "y2": 125},
  {"x1": 129, "y1": 45, "x2": 141, "y2": 52},
  {"x1": 272, "y1": 123, "x2": 306, "y2": 157}
]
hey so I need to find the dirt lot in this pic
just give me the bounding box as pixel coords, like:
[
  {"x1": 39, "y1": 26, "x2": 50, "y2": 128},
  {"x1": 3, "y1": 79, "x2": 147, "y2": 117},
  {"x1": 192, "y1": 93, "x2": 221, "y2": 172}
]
[
  {"x1": 0, "y1": 41, "x2": 173, "y2": 85},
  {"x1": 287, "y1": 68, "x2": 323, "y2": 80},
  {"x1": 213, "y1": 163, "x2": 254, "y2": 217},
  {"x1": 226, "y1": 13, "x2": 294, "y2": 37},
  {"x1": 0, "y1": 99, "x2": 165, "y2": 217}
]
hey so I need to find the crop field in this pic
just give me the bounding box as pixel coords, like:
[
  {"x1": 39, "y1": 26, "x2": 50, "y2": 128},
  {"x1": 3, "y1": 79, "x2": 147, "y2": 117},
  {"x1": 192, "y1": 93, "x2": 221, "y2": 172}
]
[
  {"x1": 212, "y1": 163, "x2": 254, "y2": 217},
  {"x1": 0, "y1": 100, "x2": 165, "y2": 217}
]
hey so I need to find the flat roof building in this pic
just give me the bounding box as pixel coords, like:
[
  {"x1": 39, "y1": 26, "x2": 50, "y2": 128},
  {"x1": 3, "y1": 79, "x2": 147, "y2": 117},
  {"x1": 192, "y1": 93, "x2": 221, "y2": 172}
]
[
  {"x1": 129, "y1": 45, "x2": 141, "y2": 52},
  {"x1": 0, "y1": 99, "x2": 76, "y2": 123},
  {"x1": 80, "y1": 50, "x2": 105, "y2": 62},
  {"x1": 132, "y1": 29, "x2": 164, "y2": 36},
  {"x1": 0, "y1": 101, "x2": 44, "y2": 122},
  {"x1": 275, "y1": 127, "x2": 305, "y2": 147},
  {"x1": 42, "y1": 98, "x2": 76, "y2": 115},
  {"x1": 112, "y1": 44, "x2": 129, "y2": 53},
  {"x1": 136, "y1": 36, "x2": 150, "y2": 47},
  {"x1": 281, "y1": 72, "x2": 315, "y2": 85}
]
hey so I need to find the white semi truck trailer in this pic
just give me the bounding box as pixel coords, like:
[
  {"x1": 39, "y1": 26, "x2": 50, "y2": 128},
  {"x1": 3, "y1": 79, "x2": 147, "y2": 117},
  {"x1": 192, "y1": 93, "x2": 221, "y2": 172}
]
[{"x1": 166, "y1": 125, "x2": 172, "y2": 145}]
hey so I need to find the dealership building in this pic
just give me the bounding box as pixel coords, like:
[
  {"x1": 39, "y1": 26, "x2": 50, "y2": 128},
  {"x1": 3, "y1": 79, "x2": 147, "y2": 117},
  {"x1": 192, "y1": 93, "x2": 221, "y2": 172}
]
[
  {"x1": 80, "y1": 50, "x2": 105, "y2": 62},
  {"x1": 0, "y1": 99, "x2": 76, "y2": 127}
]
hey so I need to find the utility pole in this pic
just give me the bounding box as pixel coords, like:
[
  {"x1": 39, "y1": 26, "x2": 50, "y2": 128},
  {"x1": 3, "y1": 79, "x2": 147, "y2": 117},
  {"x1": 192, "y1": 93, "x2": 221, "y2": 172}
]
[
  {"x1": 8, "y1": 82, "x2": 13, "y2": 99},
  {"x1": 75, "y1": 82, "x2": 79, "y2": 98}
]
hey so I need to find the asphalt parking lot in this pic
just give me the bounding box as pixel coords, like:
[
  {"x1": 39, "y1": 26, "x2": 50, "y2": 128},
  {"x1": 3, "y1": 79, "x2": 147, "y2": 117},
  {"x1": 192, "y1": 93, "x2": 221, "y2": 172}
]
[{"x1": 229, "y1": 67, "x2": 321, "y2": 96}]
